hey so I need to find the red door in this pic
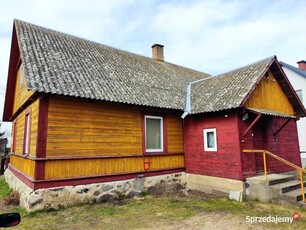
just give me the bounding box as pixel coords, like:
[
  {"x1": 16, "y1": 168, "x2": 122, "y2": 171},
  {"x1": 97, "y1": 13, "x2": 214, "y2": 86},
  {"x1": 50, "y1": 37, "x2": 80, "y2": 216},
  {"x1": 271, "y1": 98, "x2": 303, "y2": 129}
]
[
  {"x1": 253, "y1": 119, "x2": 267, "y2": 174},
  {"x1": 254, "y1": 137, "x2": 264, "y2": 173}
]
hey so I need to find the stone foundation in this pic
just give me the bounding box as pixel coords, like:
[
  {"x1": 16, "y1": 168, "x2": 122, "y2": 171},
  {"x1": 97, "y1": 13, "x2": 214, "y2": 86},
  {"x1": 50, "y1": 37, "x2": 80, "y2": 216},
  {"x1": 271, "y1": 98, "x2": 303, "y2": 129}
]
[{"x1": 4, "y1": 169, "x2": 186, "y2": 211}]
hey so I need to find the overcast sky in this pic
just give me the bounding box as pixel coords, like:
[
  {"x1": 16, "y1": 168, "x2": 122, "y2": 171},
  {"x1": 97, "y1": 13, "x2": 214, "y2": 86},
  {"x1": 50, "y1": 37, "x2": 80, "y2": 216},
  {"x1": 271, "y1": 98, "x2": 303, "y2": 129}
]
[{"x1": 1, "y1": 0, "x2": 306, "y2": 138}]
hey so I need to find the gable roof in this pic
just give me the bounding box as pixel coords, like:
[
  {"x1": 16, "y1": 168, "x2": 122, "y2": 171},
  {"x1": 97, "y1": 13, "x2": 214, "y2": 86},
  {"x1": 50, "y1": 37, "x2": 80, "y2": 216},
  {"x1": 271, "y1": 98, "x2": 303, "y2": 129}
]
[
  {"x1": 3, "y1": 20, "x2": 306, "y2": 121},
  {"x1": 9, "y1": 19, "x2": 210, "y2": 111},
  {"x1": 189, "y1": 56, "x2": 306, "y2": 116},
  {"x1": 280, "y1": 61, "x2": 306, "y2": 78}
]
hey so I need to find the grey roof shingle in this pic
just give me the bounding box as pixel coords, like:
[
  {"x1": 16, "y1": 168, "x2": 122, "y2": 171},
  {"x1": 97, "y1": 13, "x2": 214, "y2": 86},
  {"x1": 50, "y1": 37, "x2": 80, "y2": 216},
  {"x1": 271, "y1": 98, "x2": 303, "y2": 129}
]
[
  {"x1": 15, "y1": 19, "x2": 210, "y2": 110},
  {"x1": 190, "y1": 57, "x2": 274, "y2": 114},
  {"x1": 10, "y1": 20, "x2": 305, "y2": 118}
]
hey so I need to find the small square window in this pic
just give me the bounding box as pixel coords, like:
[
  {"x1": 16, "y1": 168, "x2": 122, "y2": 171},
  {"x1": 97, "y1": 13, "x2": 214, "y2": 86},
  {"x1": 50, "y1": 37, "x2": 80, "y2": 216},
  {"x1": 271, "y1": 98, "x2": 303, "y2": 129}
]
[
  {"x1": 204, "y1": 128, "x2": 217, "y2": 151},
  {"x1": 145, "y1": 115, "x2": 163, "y2": 152}
]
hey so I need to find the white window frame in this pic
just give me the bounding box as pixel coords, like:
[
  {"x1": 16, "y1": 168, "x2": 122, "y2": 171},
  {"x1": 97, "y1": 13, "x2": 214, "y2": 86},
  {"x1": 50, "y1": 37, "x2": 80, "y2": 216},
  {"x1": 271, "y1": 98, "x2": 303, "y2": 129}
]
[
  {"x1": 24, "y1": 113, "x2": 31, "y2": 155},
  {"x1": 145, "y1": 115, "x2": 163, "y2": 152},
  {"x1": 203, "y1": 128, "x2": 217, "y2": 152}
]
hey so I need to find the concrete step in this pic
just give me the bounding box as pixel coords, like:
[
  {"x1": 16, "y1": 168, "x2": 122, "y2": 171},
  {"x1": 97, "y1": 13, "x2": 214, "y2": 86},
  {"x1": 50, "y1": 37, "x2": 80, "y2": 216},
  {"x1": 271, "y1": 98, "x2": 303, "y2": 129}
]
[
  {"x1": 297, "y1": 201, "x2": 306, "y2": 208},
  {"x1": 245, "y1": 172, "x2": 303, "y2": 205},
  {"x1": 268, "y1": 174, "x2": 296, "y2": 186},
  {"x1": 248, "y1": 173, "x2": 296, "y2": 186},
  {"x1": 270, "y1": 180, "x2": 306, "y2": 194},
  {"x1": 282, "y1": 188, "x2": 306, "y2": 203}
]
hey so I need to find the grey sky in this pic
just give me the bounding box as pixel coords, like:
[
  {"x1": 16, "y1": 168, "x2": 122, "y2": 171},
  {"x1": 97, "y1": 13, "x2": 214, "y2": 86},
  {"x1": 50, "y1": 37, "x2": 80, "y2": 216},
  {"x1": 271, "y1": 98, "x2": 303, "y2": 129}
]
[{"x1": 1, "y1": 0, "x2": 306, "y2": 138}]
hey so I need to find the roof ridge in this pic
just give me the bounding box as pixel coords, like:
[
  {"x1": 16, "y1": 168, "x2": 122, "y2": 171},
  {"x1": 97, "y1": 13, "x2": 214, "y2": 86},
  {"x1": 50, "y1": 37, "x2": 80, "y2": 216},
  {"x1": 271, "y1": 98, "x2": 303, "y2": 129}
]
[
  {"x1": 213, "y1": 55, "x2": 276, "y2": 78},
  {"x1": 188, "y1": 56, "x2": 276, "y2": 114},
  {"x1": 186, "y1": 55, "x2": 275, "y2": 85},
  {"x1": 9, "y1": 19, "x2": 212, "y2": 113},
  {"x1": 14, "y1": 19, "x2": 210, "y2": 77}
]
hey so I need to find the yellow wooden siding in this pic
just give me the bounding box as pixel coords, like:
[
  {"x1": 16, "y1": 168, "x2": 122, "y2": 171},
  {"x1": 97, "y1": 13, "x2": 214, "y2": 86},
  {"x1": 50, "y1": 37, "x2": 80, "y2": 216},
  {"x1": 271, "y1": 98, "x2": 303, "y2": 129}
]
[
  {"x1": 244, "y1": 72, "x2": 294, "y2": 115},
  {"x1": 10, "y1": 155, "x2": 35, "y2": 179},
  {"x1": 46, "y1": 96, "x2": 143, "y2": 157},
  {"x1": 44, "y1": 154, "x2": 184, "y2": 179},
  {"x1": 13, "y1": 65, "x2": 35, "y2": 115},
  {"x1": 167, "y1": 114, "x2": 184, "y2": 153},
  {"x1": 12, "y1": 99, "x2": 39, "y2": 157}
]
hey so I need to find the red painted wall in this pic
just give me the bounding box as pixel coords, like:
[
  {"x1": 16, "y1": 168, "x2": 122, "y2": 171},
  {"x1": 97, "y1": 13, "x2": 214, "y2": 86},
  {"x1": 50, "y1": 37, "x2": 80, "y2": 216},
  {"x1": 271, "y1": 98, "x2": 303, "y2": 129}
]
[
  {"x1": 239, "y1": 114, "x2": 301, "y2": 179},
  {"x1": 184, "y1": 110, "x2": 243, "y2": 180},
  {"x1": 185, "y1": 110, "x2": 301, "y2": 181},
  {"x1": 265, "y1": 117, "x2": 301, "y2": 172},
  {"x1": 239, "y1": 113, "x2": 259, "y2": 179}
]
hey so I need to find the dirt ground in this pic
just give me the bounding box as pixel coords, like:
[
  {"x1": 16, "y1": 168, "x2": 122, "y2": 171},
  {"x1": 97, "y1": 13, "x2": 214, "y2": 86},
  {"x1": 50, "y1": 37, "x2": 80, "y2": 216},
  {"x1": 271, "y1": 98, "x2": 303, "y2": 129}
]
[{"x1": 143, "y1": 212, "x2": 270, "y2": 230}]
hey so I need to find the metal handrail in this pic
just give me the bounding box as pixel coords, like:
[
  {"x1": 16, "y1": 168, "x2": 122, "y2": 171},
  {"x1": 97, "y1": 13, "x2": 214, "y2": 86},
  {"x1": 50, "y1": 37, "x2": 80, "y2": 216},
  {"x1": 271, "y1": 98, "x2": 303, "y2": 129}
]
[{"x1": 243, "y1": 149, "x2": 306, "y2": 203}]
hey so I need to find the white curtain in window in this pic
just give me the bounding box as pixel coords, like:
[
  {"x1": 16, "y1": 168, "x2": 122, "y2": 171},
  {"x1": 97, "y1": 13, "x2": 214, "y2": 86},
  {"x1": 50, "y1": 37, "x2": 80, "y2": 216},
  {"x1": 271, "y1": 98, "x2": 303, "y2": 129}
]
[
  {"x1": 146, "y1": 118, "x2": 161, "y2": 150},
  {"x1": 207, "y1": 132, "x2": 215, "y2": 148}
]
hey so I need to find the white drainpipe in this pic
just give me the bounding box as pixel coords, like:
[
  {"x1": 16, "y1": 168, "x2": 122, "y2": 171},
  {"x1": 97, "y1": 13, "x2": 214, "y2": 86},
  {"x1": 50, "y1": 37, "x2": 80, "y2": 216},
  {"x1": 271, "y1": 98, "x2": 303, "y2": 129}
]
[{"x1": 181, "y1": 75, "x2": 217, "y2": 119}]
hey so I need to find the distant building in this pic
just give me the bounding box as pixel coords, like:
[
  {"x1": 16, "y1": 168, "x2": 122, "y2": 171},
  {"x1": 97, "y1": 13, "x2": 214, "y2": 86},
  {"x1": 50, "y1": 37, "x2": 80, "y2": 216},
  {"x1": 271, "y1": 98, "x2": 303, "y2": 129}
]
[
  {"x1": 0, "y1": 138, "x2": 8, "y2": 154},
  {"x1": 280, "y1": 61, "x2": 306, "y2": 153}
]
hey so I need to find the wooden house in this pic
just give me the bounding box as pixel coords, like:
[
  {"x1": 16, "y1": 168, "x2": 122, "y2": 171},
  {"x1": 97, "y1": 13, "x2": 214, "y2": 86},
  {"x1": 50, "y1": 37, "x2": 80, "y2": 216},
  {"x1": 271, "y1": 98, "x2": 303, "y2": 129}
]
[
  {"x1": 3, "y1": 20, "x2": 306, "y2": 210},
  {"x1": 183, "y1": 58, "x2": 306, "y2": 193}
]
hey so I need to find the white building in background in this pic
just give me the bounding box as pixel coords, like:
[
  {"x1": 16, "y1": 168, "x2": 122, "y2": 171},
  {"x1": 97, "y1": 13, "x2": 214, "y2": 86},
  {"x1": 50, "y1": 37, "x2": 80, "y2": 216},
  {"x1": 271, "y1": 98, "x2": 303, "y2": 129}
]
[{"x1": 280, "y1": 60, "x2": 306, "y2": 155}]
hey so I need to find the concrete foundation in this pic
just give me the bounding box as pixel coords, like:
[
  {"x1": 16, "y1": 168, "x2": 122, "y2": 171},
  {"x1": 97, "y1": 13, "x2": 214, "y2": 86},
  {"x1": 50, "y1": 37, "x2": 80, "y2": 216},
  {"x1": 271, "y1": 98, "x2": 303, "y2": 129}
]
[
  {"x1": 186, "y1": 173, "x2": 245, "y2": 194},
  {"x1": 4, "y1": 169, "x2": 186, "y2": 211}
]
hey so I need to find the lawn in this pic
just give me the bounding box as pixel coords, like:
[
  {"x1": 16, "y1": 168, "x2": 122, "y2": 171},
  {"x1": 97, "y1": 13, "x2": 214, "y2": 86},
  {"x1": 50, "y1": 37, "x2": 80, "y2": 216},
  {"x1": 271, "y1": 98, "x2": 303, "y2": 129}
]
[{"x1": 1, "y1": 175, "x2": 306, "y2": 229}]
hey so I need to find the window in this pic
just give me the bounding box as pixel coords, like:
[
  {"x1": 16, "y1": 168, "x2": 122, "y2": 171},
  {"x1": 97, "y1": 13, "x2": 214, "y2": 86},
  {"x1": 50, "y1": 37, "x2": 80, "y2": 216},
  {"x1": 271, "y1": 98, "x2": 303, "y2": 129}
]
[
  {"x1": 296, "y1": 89, "x2": 303, "y2": 104},
  {"x1": 23, "y1": 112, "x2": 31, "y2": 155},
  {"x1": 204, "y1": 128, "x2": 217, "y2": 151},
  {"x1": 12, "y1": 120, "x2": 17, "y2": 152},
  {"x1": 145, "y1": 115, "x2": 163, "y2": 152}
]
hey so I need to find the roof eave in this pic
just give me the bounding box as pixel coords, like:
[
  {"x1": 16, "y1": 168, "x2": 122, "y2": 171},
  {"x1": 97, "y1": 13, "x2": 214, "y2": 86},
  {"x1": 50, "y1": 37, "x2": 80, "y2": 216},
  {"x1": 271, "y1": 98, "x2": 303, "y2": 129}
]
[
  {"x1": 239, "y1": 56, "x2": 276, "y2": 107},
  {"x1": 274, "y1": 60, "x2": 306, "y2": 117},
  {"x1": 2, "y1": 21, "x2": 20, "y2": 121},
  {"x1": 239, "y1": 56, "x2": 306, "y2": 117}
]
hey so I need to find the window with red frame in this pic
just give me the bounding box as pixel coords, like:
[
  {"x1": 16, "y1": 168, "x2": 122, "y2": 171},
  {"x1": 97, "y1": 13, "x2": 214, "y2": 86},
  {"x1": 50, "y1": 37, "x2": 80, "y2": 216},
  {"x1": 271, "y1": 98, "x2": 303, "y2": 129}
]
[
  {"x1": 23, "y1": 112, "x2": 31, "y2": 155},
  {"x1": 12, "y1": 120, "x2": 17, "y2": 152},
  {"x1": 144, "y1": 115, "x2": 164, "y2": 152}
]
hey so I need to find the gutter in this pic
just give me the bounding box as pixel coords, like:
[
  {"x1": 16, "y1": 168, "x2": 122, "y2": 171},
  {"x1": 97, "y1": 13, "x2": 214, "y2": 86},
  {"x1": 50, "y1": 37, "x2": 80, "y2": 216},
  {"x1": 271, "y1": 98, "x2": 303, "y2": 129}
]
[{"x1": 181, "y1": 75, "x2": 217, "y2": 119}]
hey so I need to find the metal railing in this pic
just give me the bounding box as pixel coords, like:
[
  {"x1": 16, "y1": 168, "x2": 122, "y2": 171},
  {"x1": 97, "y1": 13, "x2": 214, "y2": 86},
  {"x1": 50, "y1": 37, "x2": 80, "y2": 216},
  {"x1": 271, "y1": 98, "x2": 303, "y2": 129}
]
[{"x1": 243, "y1": 149, "x2": 306, "y2": 203}]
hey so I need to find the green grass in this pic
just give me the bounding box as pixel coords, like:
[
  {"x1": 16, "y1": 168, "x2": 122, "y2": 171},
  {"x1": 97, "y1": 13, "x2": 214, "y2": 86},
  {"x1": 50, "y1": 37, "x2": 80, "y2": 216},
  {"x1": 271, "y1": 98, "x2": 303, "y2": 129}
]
[
  {"x1": 0, "y1": 175, "x2": 12, "y2": 198},
  {"x1": 1, "y1": 195, "x2": 304, "y2": 230}
]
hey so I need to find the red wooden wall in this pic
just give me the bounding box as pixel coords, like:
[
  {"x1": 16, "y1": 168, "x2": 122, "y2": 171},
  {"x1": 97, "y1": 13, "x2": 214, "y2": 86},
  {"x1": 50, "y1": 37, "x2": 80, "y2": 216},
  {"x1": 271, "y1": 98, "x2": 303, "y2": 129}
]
[
  {"x1": 265, "y1": 117, "x2": 301, "y2": 172},
  {"x1": 184, "y1": 110, "x2": 243, "y2": 180},
  {"x1": 239, "y1": 114, "x2": 301, "y2": 179},
  {"x1": 185, "y1": 109, "x2": 302, "y2": 181}
]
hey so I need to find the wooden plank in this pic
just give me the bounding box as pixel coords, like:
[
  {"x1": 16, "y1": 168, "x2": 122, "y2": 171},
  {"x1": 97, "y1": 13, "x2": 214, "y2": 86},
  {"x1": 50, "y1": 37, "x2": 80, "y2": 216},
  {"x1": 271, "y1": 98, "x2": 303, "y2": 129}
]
[
  {"x1": 166, "y1": 115, "x2": 183, "y2": 153},
  {"x1": 46, "y1": 95, "x2": 184, "y2": 157},
  {"x1": 47, "y1": 96, "x2": 144, "y2": 157},
  {"x1": 13, "y1": 66, "x2": 35, "y2": 115},
  {"x1": 242, "y1": 114, "x2": 262, "y2": 137},
  {"x1": 44, "y1": 155, "x2": 185, "y2": 179},
  {"x1": 244, "y1": 71, "x2": 294, "y2": 115},
  {"x1": 10, "y1": 155, "x2": 35, "y2": 178},
  {"x1": 12, "y1": 99, "x2": 39, "y2": 157}
]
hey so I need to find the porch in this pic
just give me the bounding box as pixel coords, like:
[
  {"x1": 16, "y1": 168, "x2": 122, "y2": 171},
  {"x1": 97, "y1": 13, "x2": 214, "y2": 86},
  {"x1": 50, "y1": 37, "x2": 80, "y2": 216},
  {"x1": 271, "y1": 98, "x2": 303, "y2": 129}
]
[{"x1": 244, "y1": 149, "x2": 306, "y2": 207}]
